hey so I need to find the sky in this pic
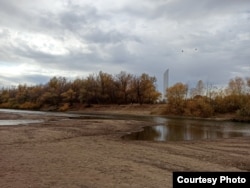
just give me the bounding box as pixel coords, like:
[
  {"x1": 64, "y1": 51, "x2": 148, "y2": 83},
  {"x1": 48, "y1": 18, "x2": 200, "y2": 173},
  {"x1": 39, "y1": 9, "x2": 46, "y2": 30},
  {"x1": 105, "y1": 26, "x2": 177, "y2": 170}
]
[{"x1": 0, "y1": 0, "x2": 250, "y2": 93}]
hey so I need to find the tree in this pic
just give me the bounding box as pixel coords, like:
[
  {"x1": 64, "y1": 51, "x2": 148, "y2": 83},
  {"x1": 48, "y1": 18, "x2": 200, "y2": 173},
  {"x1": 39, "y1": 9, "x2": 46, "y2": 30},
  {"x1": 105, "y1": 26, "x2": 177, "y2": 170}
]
[
  {"x1": 136, "y1": 73, "x2": 161, "y2": 104},
  {"x1": 16, "y1": 84, "x2": 29, "y2": 104},
  {"x1": 79, "y1": 74, "x2": 100, "y2": 105},
  {"x1": 226, "y1": 77, "x2": 246, "y2": 95},
  {"x1": 97, "y1": 71, "x2": 115, "y2": 103},
  {"x1": 166, "y1": 82, "x2": 188, "y2": 114},
  {"x1": 61, "y1": 88, "x2": 76, "y2": 106},
  {"x1": 44, "y1": 77, "x2": 69, "y2": 106},
  {"x1": 246, "y1": 77, "x2": 250, "y2": 94},
  {"x1": 0, "y1": 71, "x2": 162, "y2": 108},
  {"x1": 185, "y1": 97, "x2": 214, "y2": 117},
  {"x1": 224, "y1": 77, "x2": 246, "y2": 112},
  {"x1": 237, "y1": 101, "x2": 250, "y2": 117},
  {"x1": 115, "y1": 71, "x2": 132, "y2": 104},
  {"x1": 0, "y1": 88, "x2": 11, "y2": 108},
  {"x1": 29, "y1": 85, "x2": 44, "y2": 104},
  {"x1": 71, "y1": 78, "x2": 84, "y2": 104}
]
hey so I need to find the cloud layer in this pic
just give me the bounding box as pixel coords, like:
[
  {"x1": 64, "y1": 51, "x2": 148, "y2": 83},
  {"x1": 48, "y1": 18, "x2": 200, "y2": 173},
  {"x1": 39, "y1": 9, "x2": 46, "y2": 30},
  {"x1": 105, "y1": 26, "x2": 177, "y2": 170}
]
[{"x1": 0, "y1": 0, "x2": 250, "y2": 93}]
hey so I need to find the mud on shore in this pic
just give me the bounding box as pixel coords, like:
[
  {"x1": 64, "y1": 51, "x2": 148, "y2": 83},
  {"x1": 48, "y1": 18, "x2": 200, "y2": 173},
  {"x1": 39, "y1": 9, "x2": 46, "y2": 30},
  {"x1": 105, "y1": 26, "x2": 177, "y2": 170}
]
[{"x1": 0, "y1": 111, "x2": 250, "y2": 188}]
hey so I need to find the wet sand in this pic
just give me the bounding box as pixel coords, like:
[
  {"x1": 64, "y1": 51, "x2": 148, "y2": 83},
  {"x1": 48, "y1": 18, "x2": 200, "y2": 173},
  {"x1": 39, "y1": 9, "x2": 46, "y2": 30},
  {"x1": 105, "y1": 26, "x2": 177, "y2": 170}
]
[{"x1": 0, "y1": 111, "x2": 250, "y2": 188}]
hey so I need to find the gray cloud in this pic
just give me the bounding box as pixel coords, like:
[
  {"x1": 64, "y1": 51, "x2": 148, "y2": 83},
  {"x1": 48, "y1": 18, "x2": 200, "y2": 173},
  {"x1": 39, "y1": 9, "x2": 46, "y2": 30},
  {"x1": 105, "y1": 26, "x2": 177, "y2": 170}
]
[
  {"x1": 0, "y1": 73, "x2": 51, "y2": 87},
  {"x1": 0, "y1": 0, "x2": 249, "y2": 94}
]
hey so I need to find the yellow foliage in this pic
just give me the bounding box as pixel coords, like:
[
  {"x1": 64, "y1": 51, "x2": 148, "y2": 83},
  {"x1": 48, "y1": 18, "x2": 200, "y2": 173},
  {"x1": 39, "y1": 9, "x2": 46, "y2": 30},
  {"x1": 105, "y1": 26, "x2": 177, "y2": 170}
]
[
  {"x1": 19, "y1": 102, "x2": 40, "y2": 110},
  {"x1": 180, "y1": 98, "x2": 213, "y2": 117},
  {"x1": 237, "y1": 100, "x2": 250, "y2": 116},
  {"x1": 0, "y1": 102, "x2": 12, "y2": 108},
  {"x1": 59, "y1": 103, "x2": 70, "y2": 112}
]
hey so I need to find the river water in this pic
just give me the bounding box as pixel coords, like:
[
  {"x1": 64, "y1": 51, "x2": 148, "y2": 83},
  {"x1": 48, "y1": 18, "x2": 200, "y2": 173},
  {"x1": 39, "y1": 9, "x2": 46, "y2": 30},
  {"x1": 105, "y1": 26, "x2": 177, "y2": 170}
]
[
  {"x1": 123, "y1": 117, "x2": 250, "y2": 141},
  {"x1": 0, "y1": 109, "x2": 78, "y2": 126},
  {"x1": 0, "y1": 109, "x2": 250, "y2": 141}
]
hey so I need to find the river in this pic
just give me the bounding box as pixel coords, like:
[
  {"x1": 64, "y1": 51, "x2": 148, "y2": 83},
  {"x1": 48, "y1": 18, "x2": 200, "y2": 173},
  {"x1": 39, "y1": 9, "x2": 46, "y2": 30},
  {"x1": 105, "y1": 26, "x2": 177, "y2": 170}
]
[{"x1": 0, "y1": 109, "x2": 250, "y2": 141}]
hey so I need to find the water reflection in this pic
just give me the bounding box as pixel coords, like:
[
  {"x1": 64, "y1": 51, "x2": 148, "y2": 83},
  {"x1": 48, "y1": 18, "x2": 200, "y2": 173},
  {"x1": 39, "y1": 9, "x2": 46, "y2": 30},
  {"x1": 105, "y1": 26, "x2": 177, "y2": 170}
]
[
  {"x1": 124, "y1": 117, "x2": 250, "y2": 141},
  {"x1": 1, "y1": 109, "x2": 250, "y2": 141}
]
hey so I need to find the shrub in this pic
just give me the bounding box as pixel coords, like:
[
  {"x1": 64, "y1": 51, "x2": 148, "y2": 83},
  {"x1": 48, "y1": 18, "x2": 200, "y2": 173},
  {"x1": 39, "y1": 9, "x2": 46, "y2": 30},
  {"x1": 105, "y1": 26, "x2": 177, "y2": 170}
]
[
  {"x1": 59, "y1": 103, "x2": 70, "y2": 112},
  {"x1": 237, "y1": 101, "x2": 250, "y2": 117},
  {"x1": 19, "y1": 102, "x2": 40, "y2": 110}
]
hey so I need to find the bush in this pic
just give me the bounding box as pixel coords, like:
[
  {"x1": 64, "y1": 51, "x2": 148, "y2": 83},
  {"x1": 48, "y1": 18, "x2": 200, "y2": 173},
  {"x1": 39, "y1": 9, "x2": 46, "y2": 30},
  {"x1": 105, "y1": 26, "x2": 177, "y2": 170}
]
[
  {"x1": 0, "y1": 102, "x2": 12, "y2": 108},
  {"x1": 19, "y1": 102, "x2": 40, "y2": 110},
  {"x1": 185, "y1": 98, "x2": 214, "y2": 117},
  {"x1": 59, "y1": 103, "x2": 70, "y2": 112},
  {"x1": 237, "y1": 101, "x2": 250, "y2": 117}
]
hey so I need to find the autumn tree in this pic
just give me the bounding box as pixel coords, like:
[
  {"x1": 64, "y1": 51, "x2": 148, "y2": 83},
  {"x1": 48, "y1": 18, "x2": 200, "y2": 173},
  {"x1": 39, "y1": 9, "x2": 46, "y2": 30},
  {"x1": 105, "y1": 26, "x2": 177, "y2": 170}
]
[
  {"x1": 29, "y1": 85, "x2": 44, "y2": 104},
  {"x1": 15, "y1": 84, "x2": 29, "y2": 104},
  {"x1": 0, "y1": 71, "x2": 163, "y2": 109},
  {"x1": 226, "y1": 77, "x2": 246, "y2": 95},
  {"x1": 40, "y1": 77, "x2": 69, "y2": 106},
  {"x1": 61, "y1": 88, "x2": 76, "y2": 106},
  {"x1": 131, "y1": 73, "x2": 161, "y2": 104},
  {"x1": 235, "y1": 77, "x2": 250, "y2": 117},
  {"x1": 97, "y1": 71, "x2": 116, "y2": 103},
  {"x1": 166, "y1": 82, "x2": 188, "y2": 114},
  {"x1": 69, "y1": 78, "x2": 80, "y2": 104},
  {"x1": 246, "y1": 77, "x2": 250, "y2": 93},
  {"x1": 185, "y1": 96, "x2": 214, "y2": 117},
  {"x1": 79, "y1": 74, "x2": 101, "y2": 105},
  {"x1": 114, "y1": 71, "x2": 133, "y2": 104},
  {"x1": 223, "y1": 77, "x2": 246, "y2": 112},
  {"x1": 0, "y1": 88, "x2": 11, "y2": 107}
]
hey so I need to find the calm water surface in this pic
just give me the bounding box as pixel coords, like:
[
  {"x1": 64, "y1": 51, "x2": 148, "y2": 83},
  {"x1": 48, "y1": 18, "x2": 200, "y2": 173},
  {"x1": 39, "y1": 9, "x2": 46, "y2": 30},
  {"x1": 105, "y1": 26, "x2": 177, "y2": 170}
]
[
  {"x1": 0, "y1": 109, "x2": 73, "y2": 126},
  {"x1": 123, "y1": 117, "x2": 250, "y2": 141},
  {"x1": 1, "y1": 109, "x2": 250, "y2": 141}
]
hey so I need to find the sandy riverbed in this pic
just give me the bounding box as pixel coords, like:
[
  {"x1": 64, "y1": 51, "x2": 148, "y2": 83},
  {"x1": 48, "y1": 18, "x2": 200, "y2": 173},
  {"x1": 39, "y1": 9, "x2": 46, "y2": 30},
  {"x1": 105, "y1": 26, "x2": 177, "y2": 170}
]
[{"x1": 0, "y1": 111, "x2": 250, "y2": 188}]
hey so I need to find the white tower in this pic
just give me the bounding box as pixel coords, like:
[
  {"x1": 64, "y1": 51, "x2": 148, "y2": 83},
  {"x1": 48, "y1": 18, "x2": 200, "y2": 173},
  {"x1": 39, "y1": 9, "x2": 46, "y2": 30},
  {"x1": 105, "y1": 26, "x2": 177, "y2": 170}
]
[{"x1": 163, "y1": 69, "x2": 169, "y2": 100}]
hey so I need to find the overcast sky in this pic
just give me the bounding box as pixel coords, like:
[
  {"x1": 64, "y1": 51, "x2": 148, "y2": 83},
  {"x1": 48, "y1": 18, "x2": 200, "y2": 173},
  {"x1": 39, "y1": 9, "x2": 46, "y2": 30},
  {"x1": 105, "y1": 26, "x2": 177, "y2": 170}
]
[{"x1": 0, "y1": 0, "x2": 250, "y2": 93}]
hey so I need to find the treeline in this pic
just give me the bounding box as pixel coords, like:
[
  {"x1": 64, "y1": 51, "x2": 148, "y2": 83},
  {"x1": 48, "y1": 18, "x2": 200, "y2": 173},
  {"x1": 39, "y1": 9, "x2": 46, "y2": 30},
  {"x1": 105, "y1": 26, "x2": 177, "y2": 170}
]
[
  {"x1": 165, "y1": 77, "x2": 250, "y2": 118},
  {"x1": 0, "y1": 71, "x2": 161, "y2": 111}
]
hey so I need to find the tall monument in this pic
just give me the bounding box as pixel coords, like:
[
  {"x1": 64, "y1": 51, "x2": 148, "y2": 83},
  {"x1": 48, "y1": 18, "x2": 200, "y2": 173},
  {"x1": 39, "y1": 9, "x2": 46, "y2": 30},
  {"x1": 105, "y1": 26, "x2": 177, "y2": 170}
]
[{"x1": 163, "y1": 69, "x2": 169, "y2": 100}]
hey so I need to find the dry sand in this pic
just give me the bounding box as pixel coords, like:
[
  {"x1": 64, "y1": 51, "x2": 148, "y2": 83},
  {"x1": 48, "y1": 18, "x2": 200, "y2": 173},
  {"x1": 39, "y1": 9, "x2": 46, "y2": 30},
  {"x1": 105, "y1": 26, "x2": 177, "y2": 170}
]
[{"x1": 0, "y1": 111, "x2": 250, "y2": 188}]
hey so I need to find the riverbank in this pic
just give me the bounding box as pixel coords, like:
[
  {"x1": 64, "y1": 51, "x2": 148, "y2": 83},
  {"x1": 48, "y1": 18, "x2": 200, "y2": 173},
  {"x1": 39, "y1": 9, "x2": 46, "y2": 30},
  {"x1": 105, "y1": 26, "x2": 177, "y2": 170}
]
[
  {"x1": 2, "y1": 103, "x2": 248, "y2": 122},
  {"x1": 0, "y1": 111, "x2": 250, "y2": 188},
  {"x1": 69, "y1": 104, "x2": 163, "y2": 115},
  {"x1": 72, "y1": 104, "x2": 250, "y2": 122}
]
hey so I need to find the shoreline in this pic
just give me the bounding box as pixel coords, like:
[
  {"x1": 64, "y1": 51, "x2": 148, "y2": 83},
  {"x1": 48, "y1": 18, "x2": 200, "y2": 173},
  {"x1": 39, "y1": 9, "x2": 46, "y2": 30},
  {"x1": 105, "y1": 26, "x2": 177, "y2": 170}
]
[
  {"x1": 0, "y1": 111, "x2": 250, "y2": 187},
  {"x1": 2, "y1": 103, "x2": 249, "y2": 123}
]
